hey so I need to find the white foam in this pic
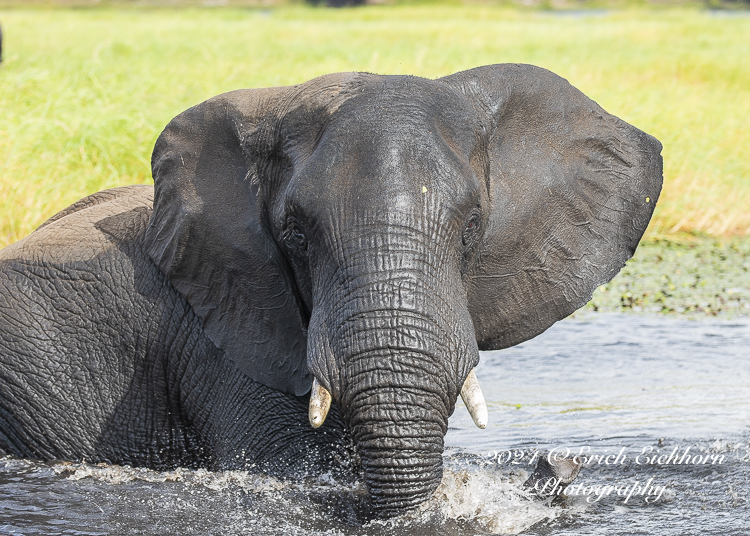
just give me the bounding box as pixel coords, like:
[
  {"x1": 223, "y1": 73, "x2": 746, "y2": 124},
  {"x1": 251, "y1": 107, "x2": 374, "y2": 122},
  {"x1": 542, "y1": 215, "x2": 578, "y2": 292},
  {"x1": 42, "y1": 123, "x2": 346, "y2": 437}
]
[
  {"x1": 53, "y1": 462, "x2": 284, "y2": 492},
  {"x1": 697, "y1": 439, "x2": 750, "y2": 462},
  {"x1": 362, "y1": 465, "x2": 574, "y2": 534},
  {"x1": 53, "y1": 460, "x2": 583, "y2": 533},
  {"x1": 434, "y1": 467, "x2": 567, "y2": 534}
]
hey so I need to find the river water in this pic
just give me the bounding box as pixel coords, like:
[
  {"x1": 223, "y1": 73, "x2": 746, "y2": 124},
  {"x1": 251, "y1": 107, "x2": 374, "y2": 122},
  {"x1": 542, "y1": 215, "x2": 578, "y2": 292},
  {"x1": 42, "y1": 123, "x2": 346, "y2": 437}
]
[{"x1": 2, "y1": 313, "x2": 749, "y2": 535}]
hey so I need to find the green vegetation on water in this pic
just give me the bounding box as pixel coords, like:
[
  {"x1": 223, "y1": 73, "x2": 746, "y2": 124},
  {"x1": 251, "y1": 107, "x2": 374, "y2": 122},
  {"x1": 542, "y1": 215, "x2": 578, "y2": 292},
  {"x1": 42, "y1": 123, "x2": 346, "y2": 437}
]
[
  {"x1": 0, "y1": 5, "x2": 747, "y2": 316},
  {"x1": 587, "y1": 238, "x2": 750, "y2": 316}
]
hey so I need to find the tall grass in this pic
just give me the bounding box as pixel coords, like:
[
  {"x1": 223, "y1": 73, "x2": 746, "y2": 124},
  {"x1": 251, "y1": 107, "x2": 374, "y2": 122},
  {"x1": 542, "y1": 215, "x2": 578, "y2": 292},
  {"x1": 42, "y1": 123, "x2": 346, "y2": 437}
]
[{"x1": 0, "y1": 6, "x2": 748, "y2": 248}]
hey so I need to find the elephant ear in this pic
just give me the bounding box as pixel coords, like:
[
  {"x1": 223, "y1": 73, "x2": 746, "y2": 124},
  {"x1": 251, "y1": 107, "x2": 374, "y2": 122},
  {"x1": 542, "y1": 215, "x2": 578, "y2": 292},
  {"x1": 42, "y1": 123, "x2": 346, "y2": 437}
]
[
  {"x1": 441, "y1": 64, "x2": 663, "y2": 350},
  {"x1": 144, "y1": 79, "x2": 348, "y2": 396}
]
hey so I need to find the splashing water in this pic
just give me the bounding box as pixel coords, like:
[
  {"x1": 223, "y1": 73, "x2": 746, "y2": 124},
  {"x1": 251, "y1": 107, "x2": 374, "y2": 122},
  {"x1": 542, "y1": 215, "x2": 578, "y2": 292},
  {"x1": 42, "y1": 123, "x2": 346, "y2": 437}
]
[{"x1": 2, "y1": 314, "x2": 749, "y2": 535}]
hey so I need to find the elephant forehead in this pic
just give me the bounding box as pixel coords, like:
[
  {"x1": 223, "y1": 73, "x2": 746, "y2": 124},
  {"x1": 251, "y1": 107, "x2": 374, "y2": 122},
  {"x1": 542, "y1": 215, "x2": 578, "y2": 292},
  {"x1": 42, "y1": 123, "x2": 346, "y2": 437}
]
[
  {"x1": 336, "y1": 73, "x2": 475, "y2": 113},
  {"x1": 292, "y1": 74, "x2": 482, "y2": 151},
  {"x1": 291, "y1": 154, "x2": 478, "y2": 236},
  {"x1": 291, "y1": 117, "x2": 480, "y2": 206},
  {"x1": 280, "y1": 75, "x2": 483, "y2": 202}
]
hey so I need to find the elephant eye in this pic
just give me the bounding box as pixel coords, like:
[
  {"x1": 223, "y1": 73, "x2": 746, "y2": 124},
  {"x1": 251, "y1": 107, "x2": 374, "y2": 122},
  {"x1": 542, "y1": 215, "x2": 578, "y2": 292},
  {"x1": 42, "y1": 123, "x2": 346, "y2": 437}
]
[
  {"x1": 283, "y1": 220, "x2": 307, "y2": 252},
  {"x1": 462, "y1": 211, "x2": 481, "y2": 246}
]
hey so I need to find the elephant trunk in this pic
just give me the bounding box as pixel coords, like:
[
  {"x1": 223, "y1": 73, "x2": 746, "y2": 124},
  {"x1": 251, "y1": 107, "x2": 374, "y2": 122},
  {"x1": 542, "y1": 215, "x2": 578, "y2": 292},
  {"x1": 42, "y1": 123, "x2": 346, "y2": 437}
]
[
  {"x1": 308, "y1": 295, "x2": 478, "y2": 516},
  {"x1": 304, "y1": 216, "x2": 482, "y2": 515},
  {"x1": 347, "y1": 371, "x2": 447, "y2": 514}
]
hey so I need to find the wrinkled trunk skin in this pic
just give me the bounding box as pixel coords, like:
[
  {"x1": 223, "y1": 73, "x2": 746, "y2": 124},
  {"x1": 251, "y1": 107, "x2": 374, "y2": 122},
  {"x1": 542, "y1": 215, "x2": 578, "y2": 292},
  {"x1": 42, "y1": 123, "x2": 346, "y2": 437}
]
[
  {"x1": 346, "y1": 357, "x2": 448, "y2": 515},
  {"x1": 308, "y1": 260, "x2": 479, "y2": 516}
]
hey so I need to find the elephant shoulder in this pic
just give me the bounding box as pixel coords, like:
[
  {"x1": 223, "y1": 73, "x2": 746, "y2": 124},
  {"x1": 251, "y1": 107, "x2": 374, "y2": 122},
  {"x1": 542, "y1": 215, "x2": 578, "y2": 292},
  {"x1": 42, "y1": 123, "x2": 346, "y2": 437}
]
[{"x1": 0, "y1": 185, "x2": 154, "y2": 266}]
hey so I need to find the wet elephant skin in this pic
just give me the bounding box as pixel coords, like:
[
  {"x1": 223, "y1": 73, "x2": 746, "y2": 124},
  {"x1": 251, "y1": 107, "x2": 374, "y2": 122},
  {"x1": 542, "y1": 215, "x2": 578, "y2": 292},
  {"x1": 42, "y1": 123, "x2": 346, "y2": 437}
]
[{"x1": 0, "y1": 64, "x2": 662, "y2": 516}]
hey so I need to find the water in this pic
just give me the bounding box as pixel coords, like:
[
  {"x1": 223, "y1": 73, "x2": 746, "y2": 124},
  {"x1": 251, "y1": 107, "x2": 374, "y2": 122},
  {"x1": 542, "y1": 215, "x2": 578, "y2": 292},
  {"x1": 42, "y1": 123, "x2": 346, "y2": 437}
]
[{"x1": 2, "y1": 313, "x2": 749, "y2": 535}]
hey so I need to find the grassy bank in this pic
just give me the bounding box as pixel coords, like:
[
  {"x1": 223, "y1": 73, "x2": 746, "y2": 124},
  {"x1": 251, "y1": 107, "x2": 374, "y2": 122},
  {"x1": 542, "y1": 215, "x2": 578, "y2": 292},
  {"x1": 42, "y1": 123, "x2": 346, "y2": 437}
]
[{"x1": 0, "y1": 6, "x2": 748, "y2": 250}]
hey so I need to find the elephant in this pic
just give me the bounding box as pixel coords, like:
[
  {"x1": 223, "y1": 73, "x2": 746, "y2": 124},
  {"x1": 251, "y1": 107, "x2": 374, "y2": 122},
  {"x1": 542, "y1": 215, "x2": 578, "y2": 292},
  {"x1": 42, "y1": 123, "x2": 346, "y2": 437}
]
[{"x1": 0, "y1": 64, "x2": 662, "y2": 517}]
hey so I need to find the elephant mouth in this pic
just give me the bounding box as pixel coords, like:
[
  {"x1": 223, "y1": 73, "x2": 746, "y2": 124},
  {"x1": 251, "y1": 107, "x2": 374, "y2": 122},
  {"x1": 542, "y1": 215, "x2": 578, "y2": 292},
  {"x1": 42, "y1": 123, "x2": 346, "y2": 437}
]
[{"x1": 308, "y1": 370, "x2": 487, "y2": 432}]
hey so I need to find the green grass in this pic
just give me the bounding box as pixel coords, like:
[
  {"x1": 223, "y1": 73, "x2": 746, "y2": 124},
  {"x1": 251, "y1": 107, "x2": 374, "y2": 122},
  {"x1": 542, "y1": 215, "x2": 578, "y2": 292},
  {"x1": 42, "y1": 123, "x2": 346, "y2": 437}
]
[{"x1": 1, "y1": 5, "x2": 749, "y2": 249}]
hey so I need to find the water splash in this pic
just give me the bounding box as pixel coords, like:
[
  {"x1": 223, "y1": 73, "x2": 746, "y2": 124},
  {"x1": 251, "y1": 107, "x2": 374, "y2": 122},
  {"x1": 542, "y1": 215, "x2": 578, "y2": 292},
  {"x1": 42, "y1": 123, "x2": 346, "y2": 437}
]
[
  {"x1": 425, "y1": 466, "x2": 562, "y2": 534},
  {"x1": 53, "y1": 462, "x2": 286, "y2": 492}
]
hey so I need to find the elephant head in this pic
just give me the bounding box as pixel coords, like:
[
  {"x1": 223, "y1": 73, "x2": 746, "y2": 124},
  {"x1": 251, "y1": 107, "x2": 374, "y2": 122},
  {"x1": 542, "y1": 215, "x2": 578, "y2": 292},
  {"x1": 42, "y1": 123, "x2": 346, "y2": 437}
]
[{"x1": 144, "y1": 64, "x2": 662, "y2": 515}]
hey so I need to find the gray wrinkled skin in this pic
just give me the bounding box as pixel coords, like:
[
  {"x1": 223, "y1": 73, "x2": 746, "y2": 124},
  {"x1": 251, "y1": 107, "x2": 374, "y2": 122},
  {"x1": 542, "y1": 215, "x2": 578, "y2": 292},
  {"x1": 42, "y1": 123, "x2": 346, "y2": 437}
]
[
  {"x1": 0, "y1": 187, "x2": 349, "y2": 473},
  {"x1": 0, "y1": 64, "x2": 663, "y2": 516}
]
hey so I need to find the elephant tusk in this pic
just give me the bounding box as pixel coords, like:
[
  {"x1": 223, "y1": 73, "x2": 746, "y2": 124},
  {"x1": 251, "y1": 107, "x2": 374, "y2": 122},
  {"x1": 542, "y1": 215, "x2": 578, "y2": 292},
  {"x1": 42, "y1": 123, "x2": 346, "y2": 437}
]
[
  {"x1": 308, "y1": 377, "x2": 332, "y2": 429},
  {"x1": 460, "y1": 369, "x2": 488, "y2": 429}
]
